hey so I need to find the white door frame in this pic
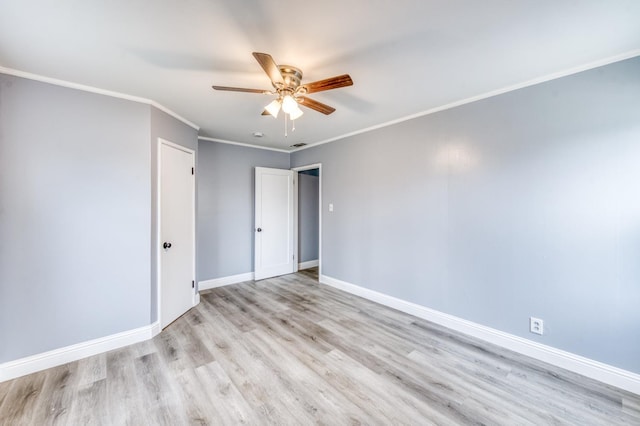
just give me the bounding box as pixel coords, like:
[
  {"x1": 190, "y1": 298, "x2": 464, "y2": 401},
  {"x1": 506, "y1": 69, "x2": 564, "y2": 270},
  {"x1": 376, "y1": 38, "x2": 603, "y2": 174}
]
[
  {"x1": 292, "y1": 163, "x2": 322, "y2": 277},
  {"x1": 156, "y1": 138, "x2": 197, "y2": 330}
]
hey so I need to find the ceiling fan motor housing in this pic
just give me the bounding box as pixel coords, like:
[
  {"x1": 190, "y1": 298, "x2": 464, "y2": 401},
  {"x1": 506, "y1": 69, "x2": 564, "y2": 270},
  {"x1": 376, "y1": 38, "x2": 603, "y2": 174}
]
[{"x1": 277, "y1": 65, "x2": 304, "y2": 91}]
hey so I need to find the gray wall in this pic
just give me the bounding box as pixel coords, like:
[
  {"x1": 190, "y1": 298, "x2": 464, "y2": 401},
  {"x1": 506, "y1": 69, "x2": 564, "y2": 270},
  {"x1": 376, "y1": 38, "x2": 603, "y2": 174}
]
[
  {"x1": 0, "y1": 74, "x2": 151, "y2": 362},
  {"x1": 291, "y1": 57, "x2": 640, "y2": 374},
  {"x1": 150, "y1": 107, "x2": 198, "y2": 322},
  {"x1": 197, "y1": 141, "x2": 289, "y2": 281},
  {"x1": 298, "y1": 172, "x2": 319, "y2": 263}
]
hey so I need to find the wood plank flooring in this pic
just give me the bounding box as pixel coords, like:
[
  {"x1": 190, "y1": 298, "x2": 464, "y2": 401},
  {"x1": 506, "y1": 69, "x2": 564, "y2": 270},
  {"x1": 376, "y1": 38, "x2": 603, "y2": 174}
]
[{"x1": 1, "y1": 268, "x2": 639, "y2": 425}]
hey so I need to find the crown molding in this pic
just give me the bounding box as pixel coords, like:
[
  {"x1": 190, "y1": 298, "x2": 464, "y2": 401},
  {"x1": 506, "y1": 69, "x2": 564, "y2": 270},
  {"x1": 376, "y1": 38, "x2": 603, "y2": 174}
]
[
  {"x1": 198, "y1": 136, "x2": 291, "y2": 153},
  {"x1": 291, "y1": 49, "x2": 640, "y2": 153},
  {"x1": 4, "y1": 49, "x2": 639, "y2": 152},
  {"x1": 0, "y1": 66, "x2": 199, "y2": 131}
]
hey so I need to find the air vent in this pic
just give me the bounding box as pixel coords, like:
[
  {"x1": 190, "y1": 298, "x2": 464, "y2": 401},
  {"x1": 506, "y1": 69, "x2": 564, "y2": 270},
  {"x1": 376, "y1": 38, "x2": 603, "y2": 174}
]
[{"x1": 290, "y1": 143, "x2": 307, "y2": 148}]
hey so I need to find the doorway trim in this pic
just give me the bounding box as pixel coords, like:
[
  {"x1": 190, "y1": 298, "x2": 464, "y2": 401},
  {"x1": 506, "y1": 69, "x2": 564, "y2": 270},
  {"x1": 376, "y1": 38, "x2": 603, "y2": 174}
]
[
  {"x1": 156, "y1": 137, "x2": 197, "y2": 330},
  {"x1": 292, "y1": 163, "x2": 322, "y2": 277}
]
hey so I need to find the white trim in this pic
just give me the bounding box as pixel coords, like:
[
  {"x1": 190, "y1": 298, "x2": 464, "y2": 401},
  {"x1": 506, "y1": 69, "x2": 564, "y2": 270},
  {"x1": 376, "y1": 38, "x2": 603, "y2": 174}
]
[
  {"x1": 198, "y1": 136, "x2": 290, "y2": 153},
  {"x1": 292, "y1": 163, "x2": 322, "y2": 277},
  {"x1": 4, "y1": 50, "x2": 638, "y2": 152},
  {"x1": 319, "y1": 274, "x2": 640, "y2": 395},
  {"x1": 0, "y1": 66, "x2": 199, "y2": 131},
  {"x1": 151, "y1": 321, "x2": 161, "y2": 337},
  {"x1": 157, "y1": 138, "x2": 198, "y2": 330},
  {"x1": 298, "y1": 260, "x2": 319, "y2": 270},
  {"x1": 293, "y1": 172, "x2": 299, "y2": 273},
  {"x1": 292, "y1": 164, "x2": 323, "y2": 171},
  {"x1": 199, "y1": 272, "x2": 255, "y2": 290},
  {"x1": 156, "y1": 139, "x2": 162, "y2": 330},
  {"x1": 150, "y1": 102, "x2": 199, "y2": 131},
  {"x1": 0, "y1": 322, "x2": 160, "y2": 383},
  {"x1": 291, "y1": 49, "x2": 640, "y2": 152}
]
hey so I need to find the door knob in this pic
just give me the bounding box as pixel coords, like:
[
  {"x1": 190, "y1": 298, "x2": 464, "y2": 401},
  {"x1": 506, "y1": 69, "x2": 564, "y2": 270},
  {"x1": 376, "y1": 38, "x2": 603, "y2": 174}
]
[
  {"x1": 256, "y1": 228, "x2": 262, "y2": 232},
  {"x1": 163, "y1": 242, "x2": 172, "y2": 249}
]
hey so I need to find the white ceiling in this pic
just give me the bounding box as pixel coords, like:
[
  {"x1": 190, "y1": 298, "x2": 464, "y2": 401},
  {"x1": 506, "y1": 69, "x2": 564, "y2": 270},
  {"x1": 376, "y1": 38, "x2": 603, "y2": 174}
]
[{"x1": 1, "y1": 1, "x2": 639, "y2": 151}]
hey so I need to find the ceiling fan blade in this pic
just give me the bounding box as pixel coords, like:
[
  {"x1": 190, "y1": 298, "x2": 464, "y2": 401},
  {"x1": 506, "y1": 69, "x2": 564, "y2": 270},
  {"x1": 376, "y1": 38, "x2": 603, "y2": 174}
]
[
  {"x1": 302, "y1": 74, "x2": 353, "y2": 94},
  {"x1": 261, "y1": 109, "x2": 270, "y2": 115},
  {"x1": 252, "y1": 52, "x2": 284, "y2": 86},
  {"x1": 212, "y1": 85, "x2": 269, "y2": 94},
  {"x1": 298, "y1": 97, "x2": 336, "y2": 115}
]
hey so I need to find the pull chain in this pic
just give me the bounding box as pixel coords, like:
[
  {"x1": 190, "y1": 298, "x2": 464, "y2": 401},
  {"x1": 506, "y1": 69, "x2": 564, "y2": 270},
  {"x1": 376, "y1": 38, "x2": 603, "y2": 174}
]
[{"x1": 284, "y1": 113, "x2": 298, "y2": 137}]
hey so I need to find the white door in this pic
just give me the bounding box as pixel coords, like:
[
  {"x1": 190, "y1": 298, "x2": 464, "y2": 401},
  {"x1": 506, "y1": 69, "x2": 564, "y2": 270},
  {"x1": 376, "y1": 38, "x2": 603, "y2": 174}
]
[
  {"x1": 255, "y1": 167, "x2": 295, "y2": 280},
  {"x1": 160, "y1": 140, "x2": 195, "y2": 328}
]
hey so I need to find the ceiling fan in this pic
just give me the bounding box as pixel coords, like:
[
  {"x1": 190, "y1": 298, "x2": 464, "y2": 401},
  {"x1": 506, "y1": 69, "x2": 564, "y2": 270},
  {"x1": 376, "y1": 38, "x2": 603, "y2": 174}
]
[{"x1": 212, "y1": 52, "x2": 353, "y2": 121}]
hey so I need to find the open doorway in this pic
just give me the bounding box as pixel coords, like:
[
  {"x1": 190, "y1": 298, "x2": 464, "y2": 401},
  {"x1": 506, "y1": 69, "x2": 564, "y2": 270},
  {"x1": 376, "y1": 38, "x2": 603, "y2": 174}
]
[{"x1": 293, "y1": 164, "x2": 321, "y2": 282}]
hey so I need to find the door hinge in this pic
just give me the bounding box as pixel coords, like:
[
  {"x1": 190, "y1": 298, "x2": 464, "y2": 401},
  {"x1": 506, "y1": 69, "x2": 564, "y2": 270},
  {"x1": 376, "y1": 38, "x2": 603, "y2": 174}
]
[
  {"x1": 191, "y1": 167, "x2": 194, "y2": 175},
  {"x1": 192, "y1": 280, "x2": 195, "y2": 288}
]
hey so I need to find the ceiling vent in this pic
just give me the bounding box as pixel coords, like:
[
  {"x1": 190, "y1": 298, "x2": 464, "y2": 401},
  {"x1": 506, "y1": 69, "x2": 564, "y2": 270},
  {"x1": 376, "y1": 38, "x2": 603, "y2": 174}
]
[{"x1": 290, "y1": 143, "x2": 307, "y2": 148}]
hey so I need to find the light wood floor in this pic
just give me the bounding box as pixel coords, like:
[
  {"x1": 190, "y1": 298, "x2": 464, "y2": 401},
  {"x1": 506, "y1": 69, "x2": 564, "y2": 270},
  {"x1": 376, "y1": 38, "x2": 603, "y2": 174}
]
[{"x1": 1, "y1": 268, "x2": 639, "y2": 425}]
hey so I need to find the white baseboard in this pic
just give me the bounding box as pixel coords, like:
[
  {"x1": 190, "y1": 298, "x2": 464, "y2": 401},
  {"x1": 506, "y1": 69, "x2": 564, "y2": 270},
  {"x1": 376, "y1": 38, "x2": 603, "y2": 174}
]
[
  {"x1": 0, "y1": 322, "x2": 160, "y2": 383},
  {"x1": 298, "y1": 259, "x2": 319, "y2": 270},
  {"x1": 151, "y1": 321, "x2": 161, "y2": 337},
  {"x1": 320, "y1": 274, "x2": 640, "y2": 395},
  {"x1": 199, "y1": 272, "x2": 254, "y2": 290}
]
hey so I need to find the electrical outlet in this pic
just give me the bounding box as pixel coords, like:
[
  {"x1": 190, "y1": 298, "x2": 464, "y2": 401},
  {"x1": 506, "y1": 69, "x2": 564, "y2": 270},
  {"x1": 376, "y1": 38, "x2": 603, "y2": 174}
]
[{"x1": 530, "y1": 317, "x2": 544, "y2": 335}]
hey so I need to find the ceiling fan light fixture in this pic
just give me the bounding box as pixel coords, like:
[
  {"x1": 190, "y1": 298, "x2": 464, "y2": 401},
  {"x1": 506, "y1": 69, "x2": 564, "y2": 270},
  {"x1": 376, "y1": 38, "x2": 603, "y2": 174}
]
[
  {"x1": 289, "y1": 105, "x2": 304, "y2": 120},
  {"x1": 264, "y1": 99, "x2": 281, "y2": 118},
  {"x1": 281, "y1": 95, "x2": 298, "y2": 114}
]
